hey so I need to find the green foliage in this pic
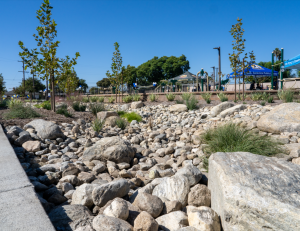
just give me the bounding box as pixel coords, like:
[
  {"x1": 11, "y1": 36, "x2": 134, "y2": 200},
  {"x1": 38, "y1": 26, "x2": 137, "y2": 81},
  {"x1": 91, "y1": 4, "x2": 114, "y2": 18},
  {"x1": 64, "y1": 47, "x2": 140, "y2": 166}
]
[
  {"x1": 278, "y1": 89, "x2": 294, "y2": 103},
  {"x1": 90, "y1": 103, "x2": 105, "y2": 116},
  {"x1": 3, "y1": 104, "x2": 41, "y2": 119},
  {"x1": 90, "y1": 96, "x2": 98, "y2": 102},
  {"x1": 34, "y1": 100, "x2": 51, "y2": 110},
  {"x1": 97, "y1": 78, "x2": 111, "y2": 88},
  {"x1": 91, "y1": 118, "x2": 105, "y2": 133},
  {"x1": 250, "y1": 92, "x2": 263, "y2": 101},
  {"x1": 98, "y1": 96, "x2": 105, "y2": 103},
  {"x1": 117, "y1": 111, "x2": 126, "y2": 116},
  {"x1": 243, "y1": 101, "x2": 246, "y2": 104},
  {"x1": 72, "y1": 101, "x2": 86, "y2": 112},
  {"x1": 7, "y1": 99, "x2": 22, "y2": 109},
  {"x1": 261, "y1": 92, "x2": 270, "y2": 101},
  {"x1": 120, "y1": 112, "x2": 142, "y2": 123},
  {"x1": 260, "y1": 101, "x2": 266, "y2": 106},
  {"x1": 267, "y1": 96, "x2": 274, "y2": 103},
  {"x1": 56, "y1": 104, "x2": 72, "y2": 117},
  {"x1": 217, "y1": 92, "x2": 228, "y2": 102},
  {"x1": 186, "y1": 96, "x2": 198, "y2": 110},
  {"x1": 0, "y1": 99, "x2": 8, "y2": 108},
  {"x1": 237, "y1": 93, "x2": 247, "y2": 101},
  {"x1": 166, "y1": 93, "x2": 176, "y2": 101},
  {"x1": 78, "y1": 79, "x2": 88, "y2": 93},
  {"x1": 108, "y1": 96, "x2": 115, "y2": 103},
  {"x1": 106, "y1": 42, "x2": 123, "y2": 88},
  {"x1": 82, "y1": 97, "x2": 89, "y2": 103},
  {"x1": 14, "y1": 77, "x2": 45, "y2": 96},
  {"x1": 0, "y1": 73, "x2": 6, "y2": 96},
  {"x1": 123, "y1": 95, "x2": 133, "y2": 103},
  {"x1": 181, "y1": 93, "x2": 192, "y2": 101},
  {"x1": 89, "y1": 87, "x2": 99, "y2": 94},
  {"x1": 149, "y1": 93, "x2": 158, "y2": 102},
  {"x1": 115, "y1": 118, "x2": 127, "y2": 130},
  {"x1": 201, "y1": 123, "x2": 282, "y2": 168},
  {"x1": 258, "y1": 61, "x2": 292, "y2": 79},
  {"x1": 202, "y1": 93, "x2": 212, "y2": 104},
  {"x1": 176, "y1": 99, "x2": 184, "y2": 104},
  {"x1": 132, "y1": 94, "x2": 141, "y2": 101}
]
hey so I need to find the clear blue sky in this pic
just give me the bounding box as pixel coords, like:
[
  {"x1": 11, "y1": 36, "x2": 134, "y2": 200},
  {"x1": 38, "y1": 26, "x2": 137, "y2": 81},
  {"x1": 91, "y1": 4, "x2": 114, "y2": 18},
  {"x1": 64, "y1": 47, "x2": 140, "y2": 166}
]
[{"x1": 1, "y1": 0, "x2": 300, "y2": 91}]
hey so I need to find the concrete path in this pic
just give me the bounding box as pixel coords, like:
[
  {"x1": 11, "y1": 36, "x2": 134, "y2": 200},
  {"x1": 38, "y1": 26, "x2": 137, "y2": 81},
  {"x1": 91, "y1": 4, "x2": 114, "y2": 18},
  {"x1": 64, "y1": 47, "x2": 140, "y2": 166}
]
[{"x1": 0, "y1": 126, "x2": 55, "y2": 231}]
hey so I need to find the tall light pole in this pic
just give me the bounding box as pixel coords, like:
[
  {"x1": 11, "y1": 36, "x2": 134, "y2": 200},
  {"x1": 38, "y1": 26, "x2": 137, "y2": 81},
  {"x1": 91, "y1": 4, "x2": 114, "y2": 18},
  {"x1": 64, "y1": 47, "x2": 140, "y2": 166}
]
[
  {"x1": 213, "y1": 47, "x2": 221, "y2": 90},
  {"x1": 211, "y1": 66, "x2": 215, "y2": 90}
]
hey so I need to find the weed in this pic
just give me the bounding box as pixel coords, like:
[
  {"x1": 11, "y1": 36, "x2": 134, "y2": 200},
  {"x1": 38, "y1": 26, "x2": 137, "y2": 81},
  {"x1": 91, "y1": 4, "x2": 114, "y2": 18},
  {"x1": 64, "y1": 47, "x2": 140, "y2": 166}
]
[
  {"x1": 278, "y1": 88, "x2": 294, "y2": 103},
  {"x1": 123, "y1": 95, "x2": 133, "y2": 103},
  {"x1": 115, "y1": 118, "x2": 127, "y2": 130},
  {"x1": 108, "y1": 96, "x2": 115, "y2": 103},
  {"x1": 217, "y1": 92, "x2": 228, "y2": 102},
  {"x1": 166, "y1": 93, "x2": 176, "y2": 101},
  {"x1": 149, "y1": 93, "x2": 158, "y2": 102},
  {"x1": 133, "y1": 94, "x2": 141, "y2": 101},
  {"x1": 3, "y1": 104, "x2": 41, "y2": 119},
  {"x1": 90, "y1": 103, "x2": 105, "y2": 116},
  {"x1": 91, "y1": 118, "x2": 105, "y2": 132}
]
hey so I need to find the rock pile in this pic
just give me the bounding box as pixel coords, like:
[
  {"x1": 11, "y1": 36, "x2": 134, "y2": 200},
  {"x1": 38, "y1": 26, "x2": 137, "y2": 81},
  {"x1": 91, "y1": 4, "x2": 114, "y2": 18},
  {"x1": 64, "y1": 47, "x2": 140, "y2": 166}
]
[{"x1": 5, "y1": 102, "x2": 300, "y2": 230}]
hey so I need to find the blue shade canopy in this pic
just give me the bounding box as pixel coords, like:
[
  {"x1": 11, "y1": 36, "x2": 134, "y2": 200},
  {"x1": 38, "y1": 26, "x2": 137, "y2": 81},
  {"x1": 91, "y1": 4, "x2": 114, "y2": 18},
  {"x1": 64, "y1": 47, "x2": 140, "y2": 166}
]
[
  {"x1": 284, "y1": 54, "x2": 300, "y2": 69},
  {"x1": 228, "y1": 64, "x2": 278, "y2": 78}
]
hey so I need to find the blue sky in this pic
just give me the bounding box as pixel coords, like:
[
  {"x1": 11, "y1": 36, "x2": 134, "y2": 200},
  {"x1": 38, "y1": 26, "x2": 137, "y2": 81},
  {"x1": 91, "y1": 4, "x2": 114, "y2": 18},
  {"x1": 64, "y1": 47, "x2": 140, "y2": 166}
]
[{"x1": 1, "y1": 0, "x2": 300, "y2": 91}]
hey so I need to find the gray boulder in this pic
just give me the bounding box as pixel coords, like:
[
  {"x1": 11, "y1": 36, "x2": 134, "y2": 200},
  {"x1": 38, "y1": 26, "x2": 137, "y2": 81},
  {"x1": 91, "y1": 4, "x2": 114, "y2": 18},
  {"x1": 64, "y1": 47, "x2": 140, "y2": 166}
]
[
  {"x1": 92, "y1": 179, "x2": 130, "y2": 207},
  {"x1": 210, "y1": 102, "x2": 234, "y2": 117},
  {"x1": 257, "y1": 103, "x2": 300, "y2": 134},
  {"x1": 133, "y1": 192, "x2": 163, "y2": 218},
  {"x1": 71, "y1": 183, "x2": 96, "y2": 208},
  {"x1": 92, "y1": 214, "x2": 133, "y2": 231},
  {"x1": 155, "y1": 211, "x2": 188, "y2": 231},
  {"x1": 82, "y1": 136, "x2": 136, "y2": 163},
  {"x1": 97, "y1": 111, "x2": 119, "y2": 120},
  {"x1": 131, "y1": 101, "x2": 144, "y2": 109},
  {"x1": 169, "y1": 104, "x2": 188, "y2": 112},
  {"x1": 219, "y1": 104, "x2": 247, "y2": 118},
  {"x1": 208, "y1": 152, "x2": 300, "y2": 231},
  {"x1": 25, "y1": 119, "x2": 64, "y2": 140},
  {"x1": 176, "y1": 164, "x2": 202, "y2": 187}
]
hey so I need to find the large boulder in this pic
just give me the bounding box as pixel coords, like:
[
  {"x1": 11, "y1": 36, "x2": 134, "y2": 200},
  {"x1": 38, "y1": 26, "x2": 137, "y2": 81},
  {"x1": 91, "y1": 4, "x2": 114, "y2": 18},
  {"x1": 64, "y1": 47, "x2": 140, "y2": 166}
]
[
  {"x1": 82, "y1": 136, "x2": 136, "y2": 163},
  {"x1": 48, "y1": 204, "x2": 94, "y2": 231},
  {"x1": 208, "y1": 152, "x2": 300, "y2": 231},
  {"x1": 133, "y1": 192, "x2": 163, "y2": 218},
  {"x1": 22, "y1": 140, "x2": 41, "y2": 152},
  {"x1": 257, "y1": 103, "x2": 300, "y2": 134},
  {"x1": 25, "y1": 119, "x2": 64, "y2": 140},
  {"x1": 175, "y1": 164, "x2": 202, "y2": 187},
  {"x1": 92, "y1": 179, "x2": 130, "y2": 207},
  {"x1": 155, "y1": 211, "x2": 188, "y2": 231},
  {"x1": 97, "y1": 111, "x2": 119, "y2": 120},
  {"x1": 93, "y1": 214, "x2": 133, "y2": 231},
  {"x1": 188, "y1": 184, "x2": 211, "y2": 207},
  {"x1": 210, "y1": 102, "x2": 234, "y2": 117},
  {"x1": 134, "y1": 211, "x2": 159, "y2": 231},
  {"x1": 219, "y1": 104, "x2": 247, "y2": 118},
  {"x1": 131, "y1": 101, "x2": 144, "y2": 109},
  {"x1": 152, "y1": 175, "x2": 190, "y2": 207},
  {"x1": 71, "y1": 183, "x2": 96, "y2": 208},
  {"x1": 169, "y1": 104, "x2": 188, "y2": 112},
  {"x1": 103, "y1": 198, "x2": 129, "y2": 220}
]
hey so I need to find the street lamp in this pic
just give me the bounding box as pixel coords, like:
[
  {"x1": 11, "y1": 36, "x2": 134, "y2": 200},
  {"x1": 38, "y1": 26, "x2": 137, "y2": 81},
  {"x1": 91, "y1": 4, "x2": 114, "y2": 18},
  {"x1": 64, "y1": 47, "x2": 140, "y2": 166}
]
[
  {"x1": 211, "y1": 66, "x2": 215, "y2": 90},
  {"x1": 213, "y1": 47, "x2": 221, "y2": 90}
]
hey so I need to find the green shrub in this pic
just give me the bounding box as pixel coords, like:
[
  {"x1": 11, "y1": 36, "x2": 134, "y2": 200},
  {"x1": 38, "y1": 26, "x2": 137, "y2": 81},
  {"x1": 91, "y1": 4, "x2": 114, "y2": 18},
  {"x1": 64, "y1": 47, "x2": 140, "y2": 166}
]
[
  {"x1": 90, "y1": 96, "x2": 98, "y2": 102},
  {"x1": 121, "y1": 112, "x2": 142, "y2": 122},
  {"x1": 176, "y1": 99, "x2": 184, "y2": 104},
  {"x1": 250, "y1": 92, "x2": 262, "y2": 101},
  {"x1": 82, "y1": 97, "x2": 89, "y2": 103},
  {"x1": 149, "y1": 93, "x2": 158, "y2": 102},
  {"x1": 278, "y1": 88, "x2": 294, "y2": 103},
  {"x1": 91, "y1": 118, "x2": 105, "y2": 132},
  {"x1": 217, "y1": 92, "x2": 228, "y2": 102},
  {"x1": 115, "y1": 118, "x2": 127, "y2": 130},
  {"x1": 186, "y1": 96, "x2": 198, "y2": 110},
  {"x1": 7, "y1": 99, "x2": 22, "y2": 109},
  {"x1": 261, "y1": 92, "x2": 270, "y2": 101},
  {"x1": 133, "y1": 94, "x2": 141, "y2": 101},
  {"x1": 267, "y1": 96, "x2": 274, "y2": 103},
  {"x1": 237, "y1": 93, "x2": 247, "y2": 101},
  {"x1": 35, "y1": 101, "x2": 51, "y2": 110},
  {"x1": 56, "y1": 104, "x2": 72, "y2": 117},
  {"x1": 0, "y1": 99, "x2": 8, "y2": 108},
  {"x1": 108, "y1": 96, "x2": 115, "y2": 103},
  {"x1": 201, "y1": 123, "x2": 282, "y2": 169},
  {"x1": 117, "y1": 110, "x2": 126, "y2": 116},
  {"x1": 90, "y1": 103, "x2": 105, "y2": 116},
  {"x1": 181, "y1": 93, "x2": 192, "y2": 101},
  {"x1": 260, "y1": 101, "x2": 266, "y2": 106},
  {"x1": 166, "y1": 93, "x2": 175, "y2": 101},
  {"x1": 3, "y1": 104, "x2": 41, "y2": 119},
  {"x1": 72, "y1": 101, "x2": 86, "y2": 112},
  {"x1": 123, "y1": 95, "x2": 133, "y2": 103},
  {"x1": 98, "y1": 96, "x2": 105, "y2": 103},
  {"x1": 202, "y1": 93, "x2": 212, "y2": 104}
]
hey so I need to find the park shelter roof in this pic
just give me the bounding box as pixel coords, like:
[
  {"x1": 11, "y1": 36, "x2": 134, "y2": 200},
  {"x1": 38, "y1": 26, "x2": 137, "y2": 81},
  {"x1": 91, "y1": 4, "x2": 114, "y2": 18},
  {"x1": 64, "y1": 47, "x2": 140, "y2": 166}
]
[
  {"x1": 228, "y1": 63, "x2": 278, "y2": 78},
  {"x1": 168, "y1": 71, "x2": 199, "y2": 81},
  {"x1": 284, "y1": 54, "x2": 300, "y2": 69}
]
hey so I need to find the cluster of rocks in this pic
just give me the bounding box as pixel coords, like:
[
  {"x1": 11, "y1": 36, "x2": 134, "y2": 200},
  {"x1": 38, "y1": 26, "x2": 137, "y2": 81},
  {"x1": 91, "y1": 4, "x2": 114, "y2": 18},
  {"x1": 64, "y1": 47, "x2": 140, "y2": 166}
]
[{"x1": 5, "y1": 101, "x2": 300, "y2": 230}]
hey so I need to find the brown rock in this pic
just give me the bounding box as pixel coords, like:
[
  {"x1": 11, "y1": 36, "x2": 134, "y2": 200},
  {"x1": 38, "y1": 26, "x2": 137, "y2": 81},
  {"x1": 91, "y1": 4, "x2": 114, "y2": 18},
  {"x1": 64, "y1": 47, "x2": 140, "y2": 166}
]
[
  {"x1": 77, "y1": 172, "x2": 96, "y2": 183},
  {"x1": 134, "y1": 211, "x2": 159, "y2": 231},
  {"x1": 62, "y1": 166, "x2": 80, "y2": 177},
  {"x1": 188, "y1": 184, "x2": 211, "y2": 207}
]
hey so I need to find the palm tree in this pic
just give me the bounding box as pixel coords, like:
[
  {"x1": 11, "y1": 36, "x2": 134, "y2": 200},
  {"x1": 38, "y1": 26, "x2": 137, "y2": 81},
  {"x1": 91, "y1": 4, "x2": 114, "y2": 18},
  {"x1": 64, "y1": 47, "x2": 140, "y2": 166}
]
[{"x1": 274, "y1": 48, "x2": 281, "y2": 61}]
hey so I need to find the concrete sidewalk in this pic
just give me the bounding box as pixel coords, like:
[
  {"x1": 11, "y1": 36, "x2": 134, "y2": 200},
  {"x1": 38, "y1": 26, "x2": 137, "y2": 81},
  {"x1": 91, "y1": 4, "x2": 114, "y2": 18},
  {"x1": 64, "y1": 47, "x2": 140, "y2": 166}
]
[{"x1": 0, "y1": 125, "x2": 55, "y2": 231}]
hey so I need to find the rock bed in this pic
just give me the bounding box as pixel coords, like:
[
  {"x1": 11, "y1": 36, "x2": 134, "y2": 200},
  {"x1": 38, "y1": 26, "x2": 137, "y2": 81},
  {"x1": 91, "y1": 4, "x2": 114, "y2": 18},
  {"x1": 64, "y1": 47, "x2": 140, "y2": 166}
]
[{"x1": 4, "y1": 101, "x2": 300, "y2": 231}]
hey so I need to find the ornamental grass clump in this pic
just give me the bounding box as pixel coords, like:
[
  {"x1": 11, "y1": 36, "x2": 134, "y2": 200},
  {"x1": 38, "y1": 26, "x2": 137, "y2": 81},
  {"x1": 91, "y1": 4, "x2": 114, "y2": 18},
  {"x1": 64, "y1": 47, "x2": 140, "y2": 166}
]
[
  {"x1": 34, "y1": 100, "x2": 51, "y2": 110},
  {"x1": 3, "y1": 104, "x2": 41, "y2": 119},
  {"x1": 108, "y1": 96, "x2": 115, "y2": 103},
  {"x1": 92, "y1": 118, "x2": 105, "y2": 132},
  {"x1": 217, "y1": 92, "x2": 228, "y2": 102},
  {"x1": 181, "y1": 93, "x2": 192, "y2": 101},
  {"x1": 7, "y1": 99, "x2": 22, "y2": 109},
  {"x1": 90, "y1": 103, "x2": 105, "y2": 116},
  {"x1": 123, "y1": 95, "x2": 133, "y2": 103},
  {"x1": 133, "y1": 94, "x2": 141, "y2": 101},
  {"x1": 166, "y1": 93, "x2": 175, "y2": 101},
  {"x1": 90, "y1": 96, "x2": 98, "y2": 103},
  {"x1": 56, "y1": 104, "x2": 72, "y2": 117},
  {"x1": 121, "y1": 111, "x2": 142, "y2": 122},
  {"x1": 278, "y1": 88, "x2": 294, "y2": 103},
  {"x1": 98, "y1": 96, "x2": 105, "y2": 103},
  {"x1": 202, "y1": 93, "x2": 212, "y2": 104},
  {"x1": 82, "y1": 97, "x2": 89, "y2": 103},
  {"x1": 149, "y1": 93, "x2": 158, "y2": 102},
  {"x1": 186, "y1": 96, "x2": 198, "y2": 110},
  {"x1": 115, "y1": 117, "x2": 127, "y2": 130},
  {"x1": 72, "y1": 101, "x2": 86, "y2": 112}
]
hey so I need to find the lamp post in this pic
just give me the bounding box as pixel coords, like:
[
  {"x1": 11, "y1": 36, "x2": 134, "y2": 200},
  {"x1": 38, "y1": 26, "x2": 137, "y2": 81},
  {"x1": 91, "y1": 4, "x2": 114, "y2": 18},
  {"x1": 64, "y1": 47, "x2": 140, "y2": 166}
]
[
  {"x1": 213, "y1": 47, "x2": 221, "y2": 90},
  {"x1": 200, "y1": 68, "x2": 204, "y2": 91},
  {"x1": 280, "y1": 48, "x2": 284, "y2": 90},
  {"x1": 211, "y1": 66, "x2": 215, "y2": 90},
  {"x1": 271, "y1": 52, "x2": 274, "y2": 90}
]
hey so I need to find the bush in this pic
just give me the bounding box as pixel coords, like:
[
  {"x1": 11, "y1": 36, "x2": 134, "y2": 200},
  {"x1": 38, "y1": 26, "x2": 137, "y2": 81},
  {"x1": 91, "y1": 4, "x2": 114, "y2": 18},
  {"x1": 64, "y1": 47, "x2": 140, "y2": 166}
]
[
  {"x1": 181, "y1": 93, "x2": 192, "y2": 101},
  {"x1": 91, "y1": 118, "x2": 105, "y2": 132},
  {"x1": 72, "y1": 101, "x2": 86, "y2": 112},
  {"x1": 35, "y1": 101, "x2": 51, "y2": 110},
  {"x1": 149, "y1": 93, "x2": 158, "y2": 102},
  {"x1": 202, "y1": 93, "x2": 212, "y2": 104},
  {"x1": 98, "y1": 96, "x2": 105, "y2": 103},
  {"x1": 82, "y1": 97, "x2": 89, "y2": 103},
  {"x1": 115, "y1": 118, "x2": 127, "y2": 130},
  {"x1": 250, "y1": 92, "x2": 262, "y2": 101},
  {"x1": 237, "y1": 93, "x2": 247, "y2": 101},
  {"x1": 278, "y1": 88, "x2": 294, "y2": 103},
  {"x1": 0, "y1": 99, "x2": 8, "y2": 108},
  {"x1": 201, "y1": 123, "x2": 282, "y2": 168},
  {"x1": 217, "y1": 92, "x2": 228, "y2": 102},
  {"x1": 260, "y1": 101, "x2": 266, "y2": 106},
  {"x1": 186, "y1": 96, "x2": 198, "y2": 110},
  {"x1": 123, "y1": 95, "x2": 133, "y2": 103},
  {"x1": 121, "y1": 112, "x2": 142, "y2": 122},
  {"x1": 90, "y1": 103, "x2": 105, "y2": 116},
  {"x1": 56, "y1": 104, "x2": 72, "y2": 117},
  {"x1": 7, "y1": 99, "x2": 22, "y2": 109},
  {"x1": 166, "y1": 93, "x2": 176, "y2": 101},
  {"x1": 133, "y1": 94, "x2": 141, "y2": 101},
  {"x1": 261, "y1": 92, "x2": 270, "y2": 101},
  {"x1": 90, "y1": 96, "x2": 98, "y2": 102},
  {"x1": 108, "y1": 96, "x2": 115, "y2": 103},
  {"x1": 267, "y1": 96, "x2": 274, "y2": 103},
  {"x1": 3, "y1": 104, "x2": 41, "y2": 119},
  {"x1": 117, "y1": 110, "x2": 126, "y2": 116}
]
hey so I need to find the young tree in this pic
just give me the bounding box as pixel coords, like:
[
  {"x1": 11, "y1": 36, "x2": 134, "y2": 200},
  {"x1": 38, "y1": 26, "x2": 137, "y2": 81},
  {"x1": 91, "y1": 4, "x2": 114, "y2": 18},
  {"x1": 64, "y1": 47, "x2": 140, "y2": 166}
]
[
  {"x1": 0, "y1": 73, "x2": 6, "y2": 97},
  {"x1": 19, "y1": 0, "x2": 80, "y2": 111},
  {"x1": 13, "y1": 77, "x2": 45, "y2": 98},
  {"x1": 106, "y1": 42, "x2": 122, "y2": 102},
  {"x1": 96, "y1": 78, "x2": 111, "y2": 88}
]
